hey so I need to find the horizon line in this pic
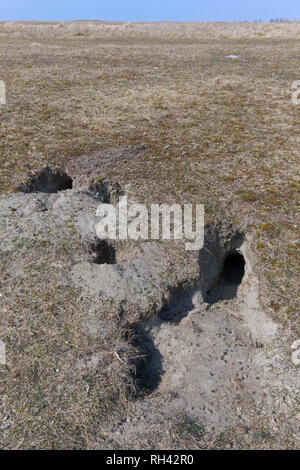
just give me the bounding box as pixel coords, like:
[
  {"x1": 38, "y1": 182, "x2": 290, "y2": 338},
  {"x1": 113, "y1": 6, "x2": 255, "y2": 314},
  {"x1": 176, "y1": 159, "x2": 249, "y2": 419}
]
[{"x1": 1, "y1": 19, "x2": 299, "y2": 23}]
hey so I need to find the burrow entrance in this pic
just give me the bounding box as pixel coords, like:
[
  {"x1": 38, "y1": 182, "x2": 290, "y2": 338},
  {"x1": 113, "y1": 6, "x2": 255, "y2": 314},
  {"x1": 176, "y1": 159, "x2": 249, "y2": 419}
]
[
  {"x1": 206, "y1": 250, "x2": 245, "y2": 304},
  {"x1": 88, "y1": 240, "x2": 117, "y2": 265},
  {"x1": 130, "y1": 325, "x2": 163, "y2": 393},
  {"x1": 221, "y1": 252, "x2": 245, "y2": 285},
  {"x1": 131, "y1": 234, "x2": 248, "y2": 395},
  {"x1": 20, "y1": 166, "x2": 73, "y2": 193}
]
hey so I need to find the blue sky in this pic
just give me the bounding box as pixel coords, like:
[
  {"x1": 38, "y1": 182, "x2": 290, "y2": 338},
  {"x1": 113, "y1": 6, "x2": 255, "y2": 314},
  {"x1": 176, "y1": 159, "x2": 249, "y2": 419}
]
[{"x1": 0, "y1": 1, "x2": 299, "y2": 22}]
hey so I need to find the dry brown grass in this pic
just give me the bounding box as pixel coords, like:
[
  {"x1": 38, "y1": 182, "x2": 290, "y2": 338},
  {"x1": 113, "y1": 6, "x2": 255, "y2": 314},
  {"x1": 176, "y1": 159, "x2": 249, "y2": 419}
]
[
  {"x1": 0, "y1": 234, "x2": 138, "y2": 449},
  {"x1": 0, "y1": 21, "x2": 299, "y2": 449},
  {"x1": 1, "y1": 20, "x2": 300, "y2": 40}
]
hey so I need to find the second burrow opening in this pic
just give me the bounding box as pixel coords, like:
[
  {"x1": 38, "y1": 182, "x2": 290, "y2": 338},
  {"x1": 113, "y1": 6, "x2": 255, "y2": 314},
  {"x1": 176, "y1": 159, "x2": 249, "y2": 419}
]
[{"x1": 89, "y1": 240, "x2": 117, "y2": 265}]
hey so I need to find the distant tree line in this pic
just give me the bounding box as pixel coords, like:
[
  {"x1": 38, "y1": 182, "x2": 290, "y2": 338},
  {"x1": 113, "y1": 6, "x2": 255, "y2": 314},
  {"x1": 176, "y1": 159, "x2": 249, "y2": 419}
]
[
  {"x1": 242, "y1": 19, "x2": 299, "y2": 23},
  {"x1": 269, "y1": 18, "x2": 291, "y2": 22}
]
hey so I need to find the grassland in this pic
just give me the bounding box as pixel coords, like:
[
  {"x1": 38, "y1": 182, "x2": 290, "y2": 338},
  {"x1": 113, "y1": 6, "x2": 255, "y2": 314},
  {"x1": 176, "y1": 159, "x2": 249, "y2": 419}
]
[{"x1": 0, "y1": 21, "x2": 299, "y2": 449}]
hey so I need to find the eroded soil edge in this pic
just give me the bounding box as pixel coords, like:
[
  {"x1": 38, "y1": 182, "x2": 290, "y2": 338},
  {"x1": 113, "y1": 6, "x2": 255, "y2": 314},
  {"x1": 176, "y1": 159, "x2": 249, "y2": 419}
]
[{"x1": 0, "y1": 166, "x2": 298, "y2": 449}]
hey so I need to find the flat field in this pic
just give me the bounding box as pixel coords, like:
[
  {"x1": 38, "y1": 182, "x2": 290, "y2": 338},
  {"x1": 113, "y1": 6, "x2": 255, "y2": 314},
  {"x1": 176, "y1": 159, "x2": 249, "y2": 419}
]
[{"x1": 0, "y1": 21, "x2": 299, "y2": 449}]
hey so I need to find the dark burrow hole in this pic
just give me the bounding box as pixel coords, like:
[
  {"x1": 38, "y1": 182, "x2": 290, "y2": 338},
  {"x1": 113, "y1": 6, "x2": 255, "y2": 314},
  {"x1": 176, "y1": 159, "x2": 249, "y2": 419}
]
[
  {"x1": 130, "y1": 325, "x2": 163, "y2": 394},
  {"x1": 206, "y1": 251, "x2": 245, "y2": 304},
  {"x1": 221, "y1": 252, "x2": 245, "y2": 284},
  {"x1": 20, "y1": 166, "x2": 73, "y2": 193},
  {"x1": 157, "y1": 281, "x2": 198, "y2": 323},
  {"x1": 89, "y1": 240, "x2": 116, "y2": 265}
]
